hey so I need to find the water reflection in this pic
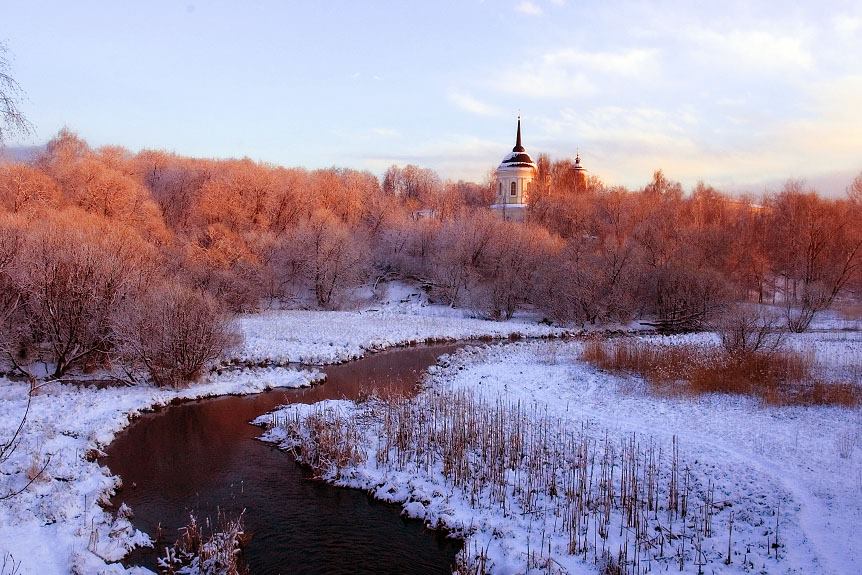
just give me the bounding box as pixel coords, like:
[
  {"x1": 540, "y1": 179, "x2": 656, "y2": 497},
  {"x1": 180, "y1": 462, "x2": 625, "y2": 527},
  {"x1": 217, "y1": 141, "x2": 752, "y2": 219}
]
[{"x1": 105, "y1": 344, "x2": 464, "y2": 574}]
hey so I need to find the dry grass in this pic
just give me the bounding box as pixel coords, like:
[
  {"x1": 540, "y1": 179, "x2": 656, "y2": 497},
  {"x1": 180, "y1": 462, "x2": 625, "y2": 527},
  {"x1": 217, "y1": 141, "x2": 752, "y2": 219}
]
[
  {"x1": 273, "y1": 391, "x2": 736, "y2": 574},
  {"x1": 270, "y1": 407, "x2": 367, "y2": 479},
  {"x1": 158, "y1": 510, "x2": 248, "y2": 575},
  {"x1": 582, "y1": 338, "x2": 860, "y2": 407}
]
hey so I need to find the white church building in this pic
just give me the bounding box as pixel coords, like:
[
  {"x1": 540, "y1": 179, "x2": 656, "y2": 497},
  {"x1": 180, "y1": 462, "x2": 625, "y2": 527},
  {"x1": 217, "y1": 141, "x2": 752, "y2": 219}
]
[{"x1": 490, "y1": 116, "x2": 536, "y2": 221}]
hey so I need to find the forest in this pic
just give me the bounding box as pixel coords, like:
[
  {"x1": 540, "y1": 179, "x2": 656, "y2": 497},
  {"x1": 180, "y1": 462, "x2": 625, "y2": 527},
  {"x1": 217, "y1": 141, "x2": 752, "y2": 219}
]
[{"x1": 1, "y1": 129, "x2": 860, "y2": 386}]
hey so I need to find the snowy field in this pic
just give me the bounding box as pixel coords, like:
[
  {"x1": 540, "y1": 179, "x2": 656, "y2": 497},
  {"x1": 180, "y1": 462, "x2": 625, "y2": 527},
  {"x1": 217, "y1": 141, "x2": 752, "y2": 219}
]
[
  {"x1": 234, "y1": 283, "x2": 567, "y2": 365},
  {"x1": 260, "y1": 332, "x2": 862, "y2": 575},
  {"x1": 0, "y1": 286, "x2": 570, "y2": 575}
]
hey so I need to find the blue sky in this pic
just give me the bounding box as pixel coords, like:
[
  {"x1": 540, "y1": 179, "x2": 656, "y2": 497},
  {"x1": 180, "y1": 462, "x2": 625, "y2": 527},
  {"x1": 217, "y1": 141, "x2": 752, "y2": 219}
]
[{"x1": 4, "y1": 0, "x2": 862, "y2": 194}]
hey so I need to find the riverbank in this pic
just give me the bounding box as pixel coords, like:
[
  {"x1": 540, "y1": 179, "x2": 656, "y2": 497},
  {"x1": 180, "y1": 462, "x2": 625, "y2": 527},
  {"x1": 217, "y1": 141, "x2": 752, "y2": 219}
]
[
  {"x1": 0, "y1": 302, "x2": 563, "y2": 574},
  {"x1": 259, "y1": 332, "x2": 862, "y2": 574},
  {"x1": 0, "y1": 368, "x2": 323, "y2": 574}
]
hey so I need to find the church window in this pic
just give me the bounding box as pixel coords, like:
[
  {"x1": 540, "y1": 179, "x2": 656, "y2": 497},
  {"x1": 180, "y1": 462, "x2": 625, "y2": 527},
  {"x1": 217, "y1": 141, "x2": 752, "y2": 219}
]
[
  {"x1": 510, "y1": 181, "x2": 516, "y2": 196},
  {"x1": 498, "y1": 182, "x2": 502, "y2": 196}
]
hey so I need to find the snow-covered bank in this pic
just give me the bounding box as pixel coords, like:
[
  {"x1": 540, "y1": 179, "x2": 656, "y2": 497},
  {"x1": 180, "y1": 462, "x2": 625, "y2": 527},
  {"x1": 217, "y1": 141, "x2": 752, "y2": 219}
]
[
  {"x1": 234, "y1": 308, "x2": 567, "y2": 365},
  {"x1": 0, "y1": 295, "x2": 573, "y2": 575},
  {"x1": 0, "y1": 367, "x2": 321, "y2": 575},
  {"x1": 259, "y1": 336, "x2": 862, "y2": 574}
]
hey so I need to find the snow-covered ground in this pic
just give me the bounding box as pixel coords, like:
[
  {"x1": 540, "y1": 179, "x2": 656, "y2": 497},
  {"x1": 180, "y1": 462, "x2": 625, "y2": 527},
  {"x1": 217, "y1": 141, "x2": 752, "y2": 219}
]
[
  {"x1": 0, "y1": 367, "x2": 322, "y2": 574},
  {"x1": 234, "y1": 282, "x2": 568, "y2": 365},
  {"x1": 0, "y1": 284, "x2": 573, "y2": 575},
  {"x1": 259, "y1": 332, "x2": 862, "y2": 574}
]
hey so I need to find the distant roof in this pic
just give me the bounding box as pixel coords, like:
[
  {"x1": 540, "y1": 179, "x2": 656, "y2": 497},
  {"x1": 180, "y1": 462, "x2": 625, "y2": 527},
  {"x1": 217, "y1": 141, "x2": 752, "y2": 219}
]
[{"x1": 574, "y1": 153, "x2": 586, "y2": 172}]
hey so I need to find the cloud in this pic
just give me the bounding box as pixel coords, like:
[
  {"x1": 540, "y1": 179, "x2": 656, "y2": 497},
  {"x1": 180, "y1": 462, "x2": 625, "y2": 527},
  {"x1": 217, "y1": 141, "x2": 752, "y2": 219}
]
[
  {"x1": 688, "y1": 27, "x2": 814, "y2": 73},
  {"x1": 833, "y1": 14, "x2": 862, "y2": 36},
  {"x1": 354, "y1": 133, "x2": 503, "y2": 182},
  {"x1": 541, "y1": 48, "x2": 658, "y2": 77},
  {"x1": 527, "y1": 72, "x2": 862, "y2": 195},
  {"x1": 447, "y1": 90, "x2": 503, "y2": 116},
  {"x1": 371, "y1": 127, "x2": 400, "y2": 137},
  {"x1": 515, "y1": 1, "x2": 542, "y2": 16},
  {"x1": 494, "y1": 47, "x2": 659, "y2": 99},
  {"x1": 770, "y1": 75, "x2": 862, "y2": 170}
]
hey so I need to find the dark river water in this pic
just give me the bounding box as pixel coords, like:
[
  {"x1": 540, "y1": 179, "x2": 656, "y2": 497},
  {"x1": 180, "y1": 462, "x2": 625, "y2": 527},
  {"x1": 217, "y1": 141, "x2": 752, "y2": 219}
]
[{"x1": 103, "y1": 344, "x2": 464, "y2": 574}]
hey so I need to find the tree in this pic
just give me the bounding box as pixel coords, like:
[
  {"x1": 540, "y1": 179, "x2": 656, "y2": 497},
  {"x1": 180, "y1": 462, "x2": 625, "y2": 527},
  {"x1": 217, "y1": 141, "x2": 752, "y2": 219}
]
[
  {"x1": 0, "y1": 42, "x2": 30, "y2": 145},
  {"x1": 766, "y1": 183, "x2": 862, "y2": 331},
  {"x1": 116, "y1": 283, "x2": 238, "y2": 387},
  {"x1": 17, "y1": 211, "x2": 156, "y2": 378},
  {"x1": 849, "y1": 172, "x2": 862, "y2": 205},
  {"x1": 429, "y1": 212, "x2": 497, "y2": 306},
  {"x1": 474, "y1": 222, "x2": 558, "y2": 320},
  {"x1": 285, "y1": 210, "x2": 370, "y2": 308},
  {"x1": 0, "y1": 215, "x2": 26, "y2": 364},
  {"x1": 0, "y1": 164, "x2": 61, "y2": 215}
]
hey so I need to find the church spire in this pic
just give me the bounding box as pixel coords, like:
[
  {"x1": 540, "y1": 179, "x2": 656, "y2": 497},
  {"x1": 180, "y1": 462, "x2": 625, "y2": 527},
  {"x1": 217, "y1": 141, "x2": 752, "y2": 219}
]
[{"x1": 512, "y1": 115, "x2": 525, "y2": 153}]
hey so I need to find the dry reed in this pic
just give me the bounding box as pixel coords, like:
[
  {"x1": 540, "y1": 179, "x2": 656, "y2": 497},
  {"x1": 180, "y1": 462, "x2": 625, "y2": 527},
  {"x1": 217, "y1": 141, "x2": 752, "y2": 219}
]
[
  {"x1": 158, "y1": 509, "x2": 248, "y2": 575},
  {"x1": 582, "y1": 338, "x2": 860, "y2": 407},
  {"x1": 271, "y1": 390, "x2": 737, "y2": 574}
]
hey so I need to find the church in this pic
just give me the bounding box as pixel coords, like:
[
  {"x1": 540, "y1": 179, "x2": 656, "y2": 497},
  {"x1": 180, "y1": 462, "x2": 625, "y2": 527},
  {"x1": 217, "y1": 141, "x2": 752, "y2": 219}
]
[{"x1": 490, "y1": 116, "x2": 586, "y2": 221}]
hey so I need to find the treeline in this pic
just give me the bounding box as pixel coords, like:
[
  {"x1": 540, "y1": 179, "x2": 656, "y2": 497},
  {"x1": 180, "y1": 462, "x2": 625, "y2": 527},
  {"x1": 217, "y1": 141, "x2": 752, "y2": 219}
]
[{"x1": 0, "y1": 130, "x2": 860, "y2": 384}]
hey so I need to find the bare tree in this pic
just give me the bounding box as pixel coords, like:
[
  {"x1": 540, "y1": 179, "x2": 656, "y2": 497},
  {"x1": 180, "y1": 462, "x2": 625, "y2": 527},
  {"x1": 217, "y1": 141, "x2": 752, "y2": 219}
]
[
  {"x1": 473, "y1": 222, "x2": 557, "y2": 320},
  {"x1": 712, "y1": 304, "x2": 784, "y2": 355},
  {"x1": 0, "y1": 215, "x2": 28, "y2": 370},
  {"x1": 849, "y1": 172, "x2": 862, "y2": 205},
  {"x1": 0, "y1": 42, "x2": 31, "y2": 145},
  {"x1": 286, "y1": 210, "x2": 371, "y2": 308},
  {"x1": 17, "y1": 212, "x2": 155, "y2": 378},
  {"x1": 116, "y1": 284, "x2": 239, "y2": 387},
  {"x1": 767, "y1": 183, "x2": 862, "y2": 331}
]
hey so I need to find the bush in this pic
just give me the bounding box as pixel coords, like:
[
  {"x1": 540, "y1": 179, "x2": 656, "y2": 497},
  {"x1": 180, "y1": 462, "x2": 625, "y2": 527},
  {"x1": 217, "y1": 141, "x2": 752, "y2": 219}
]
[
  {"x1": 713, "y1": 304, "x2": 784, "y2": 355},
  {"x1": 117, "y1": 284, "x2": 239, "y2": 387}
]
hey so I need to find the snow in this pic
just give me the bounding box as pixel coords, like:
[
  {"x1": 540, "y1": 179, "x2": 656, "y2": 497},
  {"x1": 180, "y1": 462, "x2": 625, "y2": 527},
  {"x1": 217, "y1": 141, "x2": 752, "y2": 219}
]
[
  {"x1": 234, "y1": 282, "x2": 567, "y2": 365},
  {"x1": 259, "y1": 332, "x2": 862, "y2": 574},
  {"x1": 0, "y1": 285, "x2": 572, "y2": 575},
  {"x1": 0, "y1": 367, "x2": 322, "y2": 575}
]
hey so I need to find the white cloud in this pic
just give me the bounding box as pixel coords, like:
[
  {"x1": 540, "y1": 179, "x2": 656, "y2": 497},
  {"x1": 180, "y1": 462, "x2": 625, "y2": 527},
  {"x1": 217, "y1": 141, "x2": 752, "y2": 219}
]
[
  {"x1": 515, "y1": 1, "x2": 542, "y2": 16},
  {"x1": 371, "y1": 127, "x2": 400, "y2": 137},
  {"x1": 541, "y1": 48, "x2": 658, "y2": 77},
  {"x1": 447, "y1": 90, "x2": 503, "y2": 116},
  {"x1": 833, "y1": 14, "x2": 862, "y2": 36},
  {"x1": 355, "y1": 133, "x2": 503, "y2": 182},
  {"x1": 688, "y1": 27, "x2": 814, "y2": 73},
  {"x1": 494, "y1": 47, "x2": 659, "y2": 99},
  {"x1": 526, "y1": 72, "x2": 862, "y2": 195}
]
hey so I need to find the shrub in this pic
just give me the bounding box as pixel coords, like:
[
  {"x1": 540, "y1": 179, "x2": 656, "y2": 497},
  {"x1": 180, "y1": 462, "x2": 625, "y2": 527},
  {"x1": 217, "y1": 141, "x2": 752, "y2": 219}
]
[
  {"x1": 117, "y1": 284, "x2": 239, "y2": 387},
  {"x1": 713, "y1": 304, "x2": 784, "y2": 355}
]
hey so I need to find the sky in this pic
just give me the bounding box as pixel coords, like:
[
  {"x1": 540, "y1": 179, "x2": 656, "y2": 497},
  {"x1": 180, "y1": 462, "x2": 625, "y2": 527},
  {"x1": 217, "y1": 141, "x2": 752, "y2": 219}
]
[{"x1": 3, "y1": 0, "x2": 862, "y2": 194}]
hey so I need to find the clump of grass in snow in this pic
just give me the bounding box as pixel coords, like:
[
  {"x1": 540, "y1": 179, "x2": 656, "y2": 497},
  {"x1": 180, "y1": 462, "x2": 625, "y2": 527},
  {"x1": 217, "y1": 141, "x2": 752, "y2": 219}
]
[
  {"x1": 158, "y1": 510, "x2": 247, "y2": 575},
  {"x1": 582, "y1": 338, "x2": 860, "y2": 407}
]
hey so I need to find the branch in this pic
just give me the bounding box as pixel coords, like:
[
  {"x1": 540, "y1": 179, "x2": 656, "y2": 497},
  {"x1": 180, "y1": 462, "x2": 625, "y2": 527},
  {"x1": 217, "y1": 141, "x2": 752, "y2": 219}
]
[{"x1": 0, "y1": 453, "x2": 51, "y2": 501}]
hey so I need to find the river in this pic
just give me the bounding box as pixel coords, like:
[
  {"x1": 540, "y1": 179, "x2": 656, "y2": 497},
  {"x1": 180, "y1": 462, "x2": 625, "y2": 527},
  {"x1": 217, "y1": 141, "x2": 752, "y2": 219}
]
[{"x1": 103, "y1": 343, "x2": 464, "y2": 574}]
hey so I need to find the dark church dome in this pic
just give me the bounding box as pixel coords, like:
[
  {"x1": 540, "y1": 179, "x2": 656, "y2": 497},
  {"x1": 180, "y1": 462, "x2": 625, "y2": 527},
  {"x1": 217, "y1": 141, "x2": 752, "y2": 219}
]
[{"x1": 499, "y1": 117, "x2": 535, "y2": 168}]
